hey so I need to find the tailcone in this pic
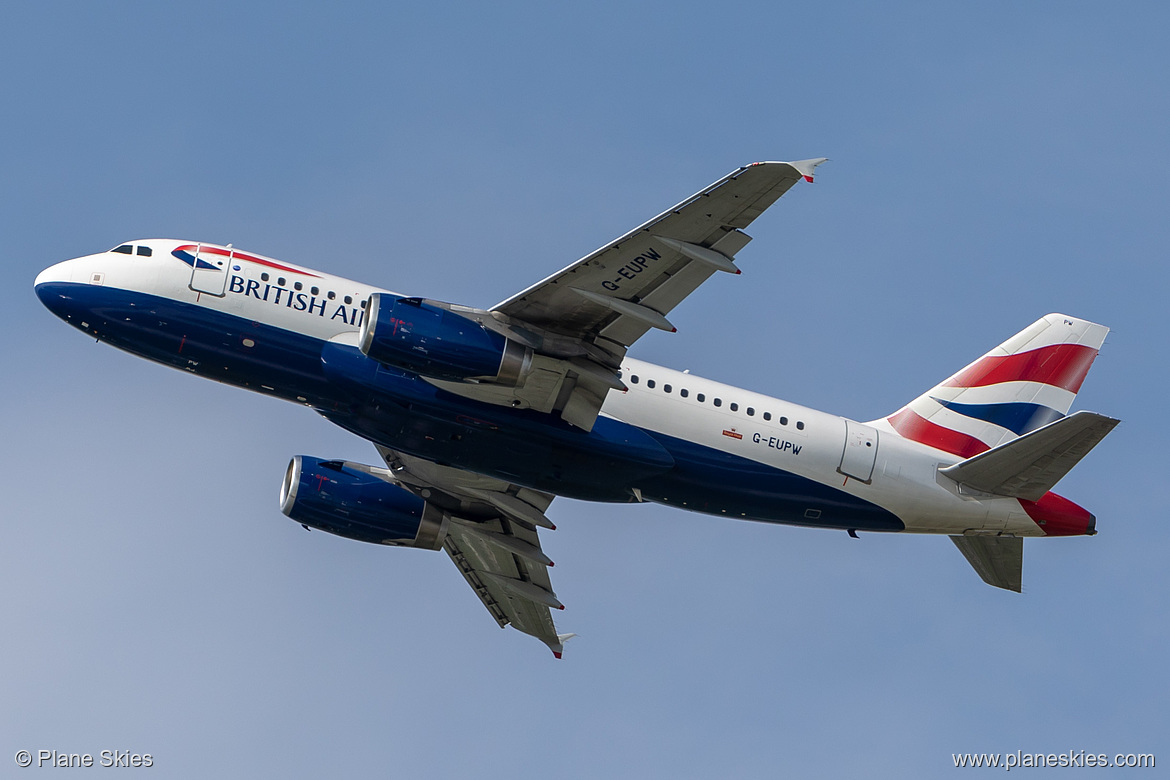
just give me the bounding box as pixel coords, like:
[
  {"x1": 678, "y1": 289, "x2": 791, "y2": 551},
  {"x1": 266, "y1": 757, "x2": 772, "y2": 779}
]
[{"x1": 1019, "y1": 492, "x2": 1095, "y2": 536}]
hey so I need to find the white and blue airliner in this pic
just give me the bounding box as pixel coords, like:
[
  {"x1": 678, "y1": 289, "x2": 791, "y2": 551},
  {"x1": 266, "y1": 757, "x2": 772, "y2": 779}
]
[{"x1": 35, "y1": 161, "x2": 1118, "y2": 657}]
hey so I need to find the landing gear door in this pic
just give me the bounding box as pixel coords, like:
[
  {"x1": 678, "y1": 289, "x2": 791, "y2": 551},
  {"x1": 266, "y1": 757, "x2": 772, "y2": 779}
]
[
  {"x1": 838, "y1": 419, "x2": 879, "y2": 483},
  {"x1": 190, "y1": 244, "x2": 230, "y2": 296}
]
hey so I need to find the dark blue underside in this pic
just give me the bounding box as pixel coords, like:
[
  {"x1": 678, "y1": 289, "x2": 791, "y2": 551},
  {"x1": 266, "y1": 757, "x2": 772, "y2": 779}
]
[{"x1": 36, "y1": 282, "x2": 904, "y2": 532}]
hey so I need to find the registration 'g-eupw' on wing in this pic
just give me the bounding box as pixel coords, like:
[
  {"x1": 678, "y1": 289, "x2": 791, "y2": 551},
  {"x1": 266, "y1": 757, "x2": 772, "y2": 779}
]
[
  {"x1": 485, "y1": 160, "x2": 825, "y2": 429},
  {"x1": 494, "y1": 159, "x2": 826, "y2": 353}
]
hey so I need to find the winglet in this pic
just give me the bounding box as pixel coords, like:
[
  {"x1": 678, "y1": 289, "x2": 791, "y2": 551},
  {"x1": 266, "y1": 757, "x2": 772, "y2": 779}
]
[
  {"x1": 788, "y1": 158, "x2": 829, "y2": 183},
  {"x1": 550, "y1": 632, "x2": 578, "y2": 659}
]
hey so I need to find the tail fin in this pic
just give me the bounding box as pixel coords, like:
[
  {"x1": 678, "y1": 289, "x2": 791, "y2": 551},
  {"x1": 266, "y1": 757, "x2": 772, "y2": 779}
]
[{"x1": 883, "y1": 314, "x2": 1109, "y2": 457}]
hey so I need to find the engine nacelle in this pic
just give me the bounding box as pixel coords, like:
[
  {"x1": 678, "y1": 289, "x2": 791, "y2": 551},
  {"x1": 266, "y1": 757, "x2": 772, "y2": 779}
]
[
  {"x1": 280, "y1": 455, "x2": 447, "y2": 549},
  {"x1": 358, "y1": 293, "x2": 531, "y2": 385}
]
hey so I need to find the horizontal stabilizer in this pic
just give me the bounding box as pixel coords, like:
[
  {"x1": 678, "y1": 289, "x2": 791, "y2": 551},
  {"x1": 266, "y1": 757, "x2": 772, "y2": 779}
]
[
  {"x1": 950, "y1": 535, "x2": 1023, "y2": 592},
  {"x1": 939, "y1": 411, "x2": 1119, "y2": 501}
]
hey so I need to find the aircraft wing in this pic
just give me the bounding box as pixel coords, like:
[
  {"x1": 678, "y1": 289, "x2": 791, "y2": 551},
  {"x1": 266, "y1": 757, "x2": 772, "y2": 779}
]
[
  {"x1": 492, "y1": 160, "x2": 826, "y2": 361},
  {"x1": 376, "y1": 447, "x2": 574, "y2": 657},
  {"x1": 480, "y1": 160, "x2": 824, "y2": 431}
]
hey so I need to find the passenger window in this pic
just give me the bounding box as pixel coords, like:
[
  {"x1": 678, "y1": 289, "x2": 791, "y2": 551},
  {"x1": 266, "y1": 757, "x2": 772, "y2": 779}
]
[
  {"x1": 680, "y1": 389, "x2": 688, "y2": 398},
  {"x1": 136, "y1": 246, "x2": 152, "y2": 257},
  {"x1": 697, "y1": 393, "x2": 705, "y2": 403},
  {"x1": 780, "y1": 417, "x2": 788, "y2": 426},
  {"x1": 261, "y1": 273, "x2": 270, "y2": 282},
  {"x1": 763, "y1": 412, "x2": 772, "y2": 421},
  {"x1": 797, "y1": 421, "x2": 805, "y2": 430},
  {"x1": 361, "y1": 300, "x2": 367, "y2": 309},
  {"x1": 747, "y1": 407, "x2": 755, "y2": 416},
  {"x1": 713, "y1": 398, "x2": 722, "y2": 407},
  {"x1": 113, "y1": 245, "x2": 133, "y2": 254},
  {"x1": 294, "y1": 281, "x2": 303, "y2": 291},
  {"x1": 278, "y1": 277, "x2": 287, "y2": 286},
  {"x1": 730, "y1": 403, "x2": 739, "y2": 412},
  {"x1": 328, "y1": 291, "x2": 336, "y2": 300},
  {"x1": 344, "y1": 295, "x2": 353, "y2": 304},
  {"x1": 631, "y1": 375, "x2": 639, "y2": 384},
  {"x1": 311, "y1": 286, "x2": 319, "y2": 296},
  {"x1": 664, "y1": 384, "x2": 672, "y2": 394},
  {"x1": 647, "y1": 379, "x2": 656, "y2": 389}
]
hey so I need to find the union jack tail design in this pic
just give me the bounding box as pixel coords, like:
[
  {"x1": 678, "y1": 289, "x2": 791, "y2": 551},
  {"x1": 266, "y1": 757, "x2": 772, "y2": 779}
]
[{"x1": 882, "y1": 314, "x2": 1109, "y2": 458}]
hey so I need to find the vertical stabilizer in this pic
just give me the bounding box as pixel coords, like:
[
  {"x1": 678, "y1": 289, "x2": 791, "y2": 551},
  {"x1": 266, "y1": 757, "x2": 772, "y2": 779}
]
[{"x1": 882, "y1": 314, "x2": 1109, "y2": 458}]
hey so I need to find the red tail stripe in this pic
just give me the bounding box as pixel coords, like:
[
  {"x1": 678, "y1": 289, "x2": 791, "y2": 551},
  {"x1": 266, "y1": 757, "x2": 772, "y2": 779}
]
[
  {"x1": 887, "y1": 409, "x2": 990, "y2": 458},
  {"x1": 943, "y1": 343, "x2": 1098, "y2": 393}
]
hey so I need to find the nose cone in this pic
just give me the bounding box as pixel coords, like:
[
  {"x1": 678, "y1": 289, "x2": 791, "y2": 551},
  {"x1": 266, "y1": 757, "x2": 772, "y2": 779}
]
[
  {"x1": 34, "y1": 259, "x2": 83, "y2": 319},
  {"x1": 35, "y1": 260, "x2": 73, "y2": 291}
]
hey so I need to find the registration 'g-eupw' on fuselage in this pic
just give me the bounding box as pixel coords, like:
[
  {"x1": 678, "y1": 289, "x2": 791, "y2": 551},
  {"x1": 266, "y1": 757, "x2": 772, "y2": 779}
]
[{"x1": 35, "y1": 160, "x2": 1118, "y2": 657}]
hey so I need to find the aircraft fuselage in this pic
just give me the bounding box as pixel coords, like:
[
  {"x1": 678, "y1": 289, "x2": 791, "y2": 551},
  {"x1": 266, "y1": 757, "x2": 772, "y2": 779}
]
[{"x1": 35, "y1": 239, "x2": 1086, "y2": 539}]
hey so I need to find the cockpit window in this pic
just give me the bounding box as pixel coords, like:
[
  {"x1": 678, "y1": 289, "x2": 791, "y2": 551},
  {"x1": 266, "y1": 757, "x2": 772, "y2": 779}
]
[
  {"x1": 136, "y1": 246, "x2": 152, "y2": 257},
  {"x1": 112, "y1": 244, "x2": 133, "y2": 254}
]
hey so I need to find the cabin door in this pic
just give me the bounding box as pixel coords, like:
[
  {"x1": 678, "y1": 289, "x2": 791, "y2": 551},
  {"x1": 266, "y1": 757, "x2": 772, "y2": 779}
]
[
  {"x1": 838, "y1": 419, "x2": 879, "y2": 483},
  {"x1": 190, "y1": 244, "x2": 230, "y2": 296}
]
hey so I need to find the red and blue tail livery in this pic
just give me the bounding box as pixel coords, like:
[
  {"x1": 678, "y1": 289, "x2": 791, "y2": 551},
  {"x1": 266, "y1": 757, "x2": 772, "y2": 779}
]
[
  {"x1": 34, "y1": 160, "x2": 1118, "y2": 657},
  {"x1": 886, "y1": 314, "x2": 1108, "y2": 458}
]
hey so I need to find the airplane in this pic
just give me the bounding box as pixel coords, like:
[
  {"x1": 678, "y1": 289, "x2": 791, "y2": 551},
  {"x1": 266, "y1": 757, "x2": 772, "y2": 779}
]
[{"x1": 34, "y1": 160, "x2": 1118, "y2": 657}]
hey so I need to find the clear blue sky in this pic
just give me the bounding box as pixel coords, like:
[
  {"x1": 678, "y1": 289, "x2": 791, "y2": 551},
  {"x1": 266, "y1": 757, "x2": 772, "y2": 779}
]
[{"x1": 3, "y1": 2, "x2": 1166, "y2": 776}]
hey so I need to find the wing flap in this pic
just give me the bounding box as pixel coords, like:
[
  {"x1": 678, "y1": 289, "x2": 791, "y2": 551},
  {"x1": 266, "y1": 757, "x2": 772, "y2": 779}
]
[
  {"x1": 444, "y1": 531, "x2": 510, "y2": 628},
  {"x1": 600, "y1": 260, "x2": 716, "y2": 347},
  {"x1": 444, "y1": 519, "x2": 562, "y2": 645},
  {"x1": 939, "y1": 411, "x2": 1119, "y2": 500},
  {"x1": 376, "y1": 447, "x2": 568, "y2": 655},
  {"x1": 559, "y1": 375, "x2": 609, "y2": 431},
  {"x1": 950, "y1": 535, "x2": 1023, "y2": 592}
]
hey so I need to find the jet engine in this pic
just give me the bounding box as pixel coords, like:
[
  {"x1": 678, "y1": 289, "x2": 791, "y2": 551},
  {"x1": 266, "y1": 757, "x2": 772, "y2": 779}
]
[
  {"x1": 280, "y1": 455, "x2": 447, "y2": 549},
  {"x1": 359, "y1": 293, "x2": 532, "y2": 385}
]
